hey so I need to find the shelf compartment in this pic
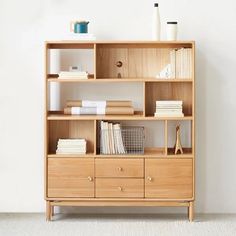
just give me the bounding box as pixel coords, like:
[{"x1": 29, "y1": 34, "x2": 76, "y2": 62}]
[
  {"x1": 145, "y1": 82, "x2": 193, "y2": 116},
  {"x1": 48, "y1": 120, "x2": 95, "y2": 154},
  {"x1": 166, "y1": 120, "x2": 193, "y2": 157},
  {"x1": 96, "y1": 47, "x2": 172, "y2": 79}
]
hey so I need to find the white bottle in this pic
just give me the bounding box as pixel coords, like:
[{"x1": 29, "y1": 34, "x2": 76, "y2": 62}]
[
  {"x1": 152, "y1": 3, "x2": 161, "y2": 40},
  {"x1": 167, "y1": 22, "x2": 178, "y2": 41}
]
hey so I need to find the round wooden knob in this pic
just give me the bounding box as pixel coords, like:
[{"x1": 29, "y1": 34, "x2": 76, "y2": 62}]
[
  {"x1": 116, "y1": 61, "x2": 123, "y2": 67},
  {"x1": 147, "y1": 176, "x2": 152, "y2": 181},
  {"x1": 87, "y1": 176, "x2": 93, "y2": 182},
  {"x1": 117, "y1": 167, "x2": 123, "y2": 171},
  {"x1": 118, "y1": 186, "x2": 123, "y2": 191}
]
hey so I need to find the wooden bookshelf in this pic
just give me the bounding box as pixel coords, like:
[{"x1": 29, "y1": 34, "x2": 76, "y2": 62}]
[{"x1": 44, "y1": 41, "x2": 195, "y2": 221}]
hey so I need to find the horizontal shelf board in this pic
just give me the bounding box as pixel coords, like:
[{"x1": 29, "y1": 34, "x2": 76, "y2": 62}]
[
  {"x1": 47, "y1": 148, "x2": 193, "y2": 158},
  {"x1": 46, "y1": 41, "x2": 194, "y2": 49},
  {"x1": 47, "y1": 111, "x2": 143, "y2": 120},
  {"x1": 48, "y1": 153, "x2": 95, "y2": 158},
  {"x1": 47, "y1": 112, "x2": 193, "y2": 121},
  {"x1": 47, "y1": 75, "x2": 193, "y2": 83}
]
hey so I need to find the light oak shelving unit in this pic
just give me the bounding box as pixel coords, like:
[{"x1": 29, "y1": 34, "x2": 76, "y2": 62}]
[{"x1": 44, "y1": 41, "x2": 195, "y2": 221}]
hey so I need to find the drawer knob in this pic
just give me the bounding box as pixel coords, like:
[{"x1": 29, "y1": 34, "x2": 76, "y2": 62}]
[
  {"x1": 87, "y1": 176, "x2": 93, "y2": 182},
  {"x1": 118, "y1": 186, "x2": 123, "y2": 191},
  {"x1": 117, "y1": 167, "x2": 123, "y2": 171},
  {"x1": 147, "y1": 176, "x2": 152, "y2": 181}
]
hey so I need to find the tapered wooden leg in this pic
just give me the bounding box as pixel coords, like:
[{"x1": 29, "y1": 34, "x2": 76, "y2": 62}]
[
  {"x1": 46, "y1": 201, "x2": 51, "y2": 221},
  {"x1": 51, "y1": 205, "x2": 54, "y2": 219},
  {"x1": 188, "y1": 201, "x2": 194, "y2": 222}
]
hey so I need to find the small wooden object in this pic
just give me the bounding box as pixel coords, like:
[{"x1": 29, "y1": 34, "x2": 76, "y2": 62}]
[{"x1": 174, "y1": 125, "x2": 183, "y2": 154}]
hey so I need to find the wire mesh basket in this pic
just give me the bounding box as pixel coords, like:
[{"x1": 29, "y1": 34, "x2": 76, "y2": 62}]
[{"x1": 100, "y1": 126, "x2": 145, "y2": 155}]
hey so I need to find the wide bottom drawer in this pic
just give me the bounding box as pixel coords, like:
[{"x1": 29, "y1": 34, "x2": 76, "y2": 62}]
[{"x1": 96, "y1": 178, "x2": 144, "y2": 198}]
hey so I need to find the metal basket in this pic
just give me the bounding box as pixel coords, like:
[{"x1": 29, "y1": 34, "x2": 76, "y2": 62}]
[{"x1": 100, "y1": 126, "x2": 145, "y2": 155}]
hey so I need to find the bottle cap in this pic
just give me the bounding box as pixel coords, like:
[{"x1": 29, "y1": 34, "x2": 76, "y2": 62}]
[
  {"x1": 154, "y1": 3, "x2": 158, "y2": 7},
  {"x1": 167, "y1": 22, "x2": 178, "y2": 24}
]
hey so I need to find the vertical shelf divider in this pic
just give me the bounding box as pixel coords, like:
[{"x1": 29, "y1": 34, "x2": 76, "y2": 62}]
[
  {"x1": 94, "y1": 120, "x2": 97, "y2": 155},
  {"x1": 94, "y1": 43, "x2": 97, "y2": 79},
  {"x1": 164, "y1": 120, "x2": 168, "y2": 156},
  {"x1": 143, "y1": 81, "x2": 146, "y2": 117}
]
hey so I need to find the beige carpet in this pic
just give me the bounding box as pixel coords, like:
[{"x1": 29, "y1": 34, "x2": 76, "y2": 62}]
[{"x1": 0, "y1": 214, "x2": 235, "y2": 236}]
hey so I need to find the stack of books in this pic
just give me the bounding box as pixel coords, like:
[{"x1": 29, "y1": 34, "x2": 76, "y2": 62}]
[
  {"x1": 170, "y1": 48, "x2": 192, "y2": 78},
  {"x1": 155, "y1": 101, "x2": 184, "y2": 117},
  {"x1": 69, "y1": 33, "x2": 96, "y2": 40},
  {"x1": 58, "y1": 71, "x2": 89, "y2": 80},
  {"x1": 100, "y1": 121, "x2": 126, "y2": 155},
  {"x1": 56, "y1": 139, "x2": 87, "y2": 154},
  {"x1": 64, "y1": 100, "x2": 134, "y2": 115}
]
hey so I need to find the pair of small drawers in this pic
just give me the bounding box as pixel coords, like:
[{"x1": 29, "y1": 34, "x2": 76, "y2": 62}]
[{"x1": 95, "y1": 159, "x2": 144, "y2": 198}]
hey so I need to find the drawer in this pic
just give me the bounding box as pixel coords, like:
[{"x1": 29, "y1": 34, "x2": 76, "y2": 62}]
[
  {"x1": 96, "y1": 178, "x2": 144, "y2": 198},
  {"x1": 95, "y1": 159, "x2": 144, "y2": 178}
]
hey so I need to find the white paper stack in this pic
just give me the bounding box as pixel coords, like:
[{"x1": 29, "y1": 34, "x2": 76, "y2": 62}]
[
  {"x1": 69, "y1": 33, "x2": 96, "y2": 40},
  {"x1": 56, "y1": 139, "x2": 87, "y2": 154},
  {"x1": 58, "y1": 71, "x2": 88, "y2": 79},
  {"x1": 100, "y1": 121, "x2": 126, "y2": 155},
  {"x1": 155, "y1": 101, "x2": 184, "y2": 117}
]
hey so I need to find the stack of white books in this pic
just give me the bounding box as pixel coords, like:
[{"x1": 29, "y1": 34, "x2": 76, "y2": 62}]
[
  {"x1": 56, "y1": 139, "x2": 87, "y2": 154},
  {"x1": 69, "y1": 33, "x2": 96, "y2": 40},
  {"x1": 58, "y1": 71, "x2": 89, "y2": 79},
  {"x1": 155, "y1": 101, "x2": 184, "y2": 117},
  {"x1": 100, "y1": 121, "x2": 126, "y2": 155}
]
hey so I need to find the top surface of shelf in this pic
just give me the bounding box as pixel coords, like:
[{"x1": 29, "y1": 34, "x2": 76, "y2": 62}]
[
  {"x1": 46, "y1": 40, "x2": 195, "y2": 44},
  {"x1": 46, "y1": 40, "x2": 194, "y2": 49}
]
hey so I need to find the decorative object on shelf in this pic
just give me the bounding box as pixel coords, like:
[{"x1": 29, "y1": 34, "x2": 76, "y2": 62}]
[
  {"x1": 156, "y1": 64, "x2": 171, "y2": 78},
  {"x1": 56, "y1": 139, "x2": 87, "y2": 154},
  {"x1": 69, "y1": 65, "x2": 82, "y2": 72},
  {"x1": 100, "y1": 121, "x2": 145, "y2": 155},
  {"x1": 116, "y1": 61, "x2": 123, "y2": 68},
  {"x1": 152, "y1": 3, "x2": 161, "y2": 40},
  {"x1": 174, "y1": 125, "x2": 183, "y2": 154},
  {"x1": 166, "y1": 22, "x2": 178, "y2": 41},
  {"x1": 155, "y1": 101, "x2": 184, "y2": 117},
  {"x1": 58, "y1": 71, "x2": 89, "y2": 80},
  {"x1": 64, "y1": 100, "x2": 134, "y2": 115},
  {"x1": 70, "y1": 20, "x2": 89, "y2": 33}
]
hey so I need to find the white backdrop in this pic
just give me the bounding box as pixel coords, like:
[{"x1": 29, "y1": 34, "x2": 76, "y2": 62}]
[{"x1": 0, "y1": 0, "x2": 236, "y2": 213}]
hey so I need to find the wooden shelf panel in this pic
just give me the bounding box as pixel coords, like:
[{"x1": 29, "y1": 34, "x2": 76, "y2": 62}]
[
  {"x1": 46, "y1": 40, "x2": 194, "y2": 49},
  {"x1": 47, "y1": 148, "x2": 193, "y2": 159},
  {"x1": 47, "y1": 75, "x2": 193, "y2": 83},
  {"x1": 47, "y1": 112, "x2": 192, "y2": 121},
  {"x1": 48, "y1": 153, "x2": 95, "y2": 158}
]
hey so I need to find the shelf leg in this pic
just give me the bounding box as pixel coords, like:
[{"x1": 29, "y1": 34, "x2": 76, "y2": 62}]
[
  {"x1": 51, "y1": 205, "x2": 54, "y2": 219},
  {"x1": 188, "y1": 201, "x2": 194, "y2": 222},
  {"x1": 46, "y1": 201, "x2": 51, "y2": 221}
]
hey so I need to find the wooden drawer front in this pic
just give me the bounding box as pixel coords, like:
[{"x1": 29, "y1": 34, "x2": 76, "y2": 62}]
[
  {"x1": 96, "y1": 178, "x2": 144, "y2": 198},
  {"x1": 48, "y1": 158, "x2": 94, "y2": 198},
  {"x1": 145, "y1": 159, "x2": 193, "y2": 199},
  {"x1": 95, "y1": 159, "x2": 144, "y2": 178}
]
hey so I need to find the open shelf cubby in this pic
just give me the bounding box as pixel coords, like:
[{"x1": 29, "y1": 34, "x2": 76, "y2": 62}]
[{"x1": 44, "y1": 41, "x2": 195, "y2": 221}]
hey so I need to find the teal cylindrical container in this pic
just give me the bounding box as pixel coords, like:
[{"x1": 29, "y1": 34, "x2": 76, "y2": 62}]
[{"x1": 74, "y1": 21, "x2": 89, "y2": 33}]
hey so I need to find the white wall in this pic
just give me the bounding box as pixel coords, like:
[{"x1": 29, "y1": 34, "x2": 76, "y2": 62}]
[{"x1": 0, "y1": 0, "x2": 236, "y2": 213}]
